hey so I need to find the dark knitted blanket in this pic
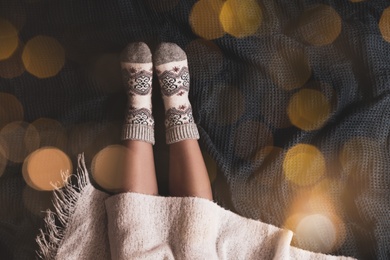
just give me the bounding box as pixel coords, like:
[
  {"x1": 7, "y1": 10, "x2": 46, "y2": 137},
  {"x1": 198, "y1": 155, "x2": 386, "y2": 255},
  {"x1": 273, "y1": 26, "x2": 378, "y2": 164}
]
[{"x1": 0, "y1": 0, "x2": 389, "y2": 259}]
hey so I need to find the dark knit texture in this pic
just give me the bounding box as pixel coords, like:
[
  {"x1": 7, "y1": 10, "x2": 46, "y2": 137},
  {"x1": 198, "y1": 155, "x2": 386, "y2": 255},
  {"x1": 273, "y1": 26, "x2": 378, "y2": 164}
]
[{"x1": 0, "y1": 0, "x2": 389, "y2": 259}]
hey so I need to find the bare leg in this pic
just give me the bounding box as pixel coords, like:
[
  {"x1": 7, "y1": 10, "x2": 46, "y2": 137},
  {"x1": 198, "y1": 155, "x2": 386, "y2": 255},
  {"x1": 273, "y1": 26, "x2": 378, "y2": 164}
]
[
  {"x1": 154, "y1": 42, "x2": 212, "y2": 200},
  {"x1": 169, "y1": 139, "x2": 213, "y2": 200},
  {"x1": 121, "y1": 140, "x2": 158, "y2": 195},
  {"x1": 119, "y1": 42, "x2": 157, "y2": 195}
]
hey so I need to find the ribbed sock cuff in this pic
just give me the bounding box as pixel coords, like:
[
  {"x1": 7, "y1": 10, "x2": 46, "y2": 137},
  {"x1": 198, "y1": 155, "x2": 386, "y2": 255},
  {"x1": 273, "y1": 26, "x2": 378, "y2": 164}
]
[
  {"x1": 121, "y1": 124, "x2": 155, "y2": 145},
  {"x1": 166, "y1": 123, "x2": 199, "y2": 144}
]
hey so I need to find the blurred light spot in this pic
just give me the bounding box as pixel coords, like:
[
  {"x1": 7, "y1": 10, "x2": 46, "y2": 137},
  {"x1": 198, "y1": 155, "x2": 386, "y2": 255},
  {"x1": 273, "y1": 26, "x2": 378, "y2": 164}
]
[
  {"x1": 185, "y1": 39, "x2": 224, "y2": 81},
  {"x1": 0, "y1": 121, "x2": 40, "y2": 163},
  {"x1": 219, "y1": 0, "x2": 263, "y2": 38},
  {"x1": 285, "y1": 191, "x2": 346, "y2": 253},
  {"x1": 0, "y1": 18, "x2": 19, "y2": 60},
  {"x1": 22, "y1": 185, "x2": 53, "y2": 216},
  {"x1": 69, "y1": 121, "x2": 122, "y2": 162},
  {"x1": 339, "y1": 137, "x2": 381, "y2": 176},
  {"x1": 202, "y1": 150, "x2": 218, "y2": 183},
  {"x1": 144, "y1": 0, "x2": 180, "y2": 12},
  {"x1": 190, "y1": 0, "x2": 225, "y2": 40},
  {"x1": 22, "y1": 35, "x2": 65, "y2": 78},
  {"x1": 269, "y1": 47, "x2": 311, "y2": 91},
  {"x1": 0, "y1": 138, "x2": 8, "y2": 177},
  {"x1": 234, "y1": 121, "x2": 273, "y2": 159},
  {"x1": 31, "y1": 118, "x2": 67, "y2": 150},
  {"x1": 287, "y1": 89, "x2": 331, "y2": 131},
  {"x1": 90, "y1": 53, "x2": 122, "y2": 93},
  {"x1": 0, "y1": 93, "x2": 24, "y2": 129},
  {"x1": 295, "y1": 214, "x2": 337, "y2": 252},
  {"x1": 23, "y1": 147, "x2": 72, "y2": 191},
  {"x1": 215, "y1": 87, "x2": 245, "y2": 125},
  {"x1": 91, "y1": 145, "x2": 127, "y2": 192},
  {"x1": 297, "y1": 5, "x2": 342, "y2": 46},
  {"x1": 0, "y1": 40, "x2": 25, "y2": 79},
  {"x1": 283, "y1": 144, "x2": 325, "y2": 186},
  {"x1": 379, "y1": 7, "x2": 390, "y2": 43}
]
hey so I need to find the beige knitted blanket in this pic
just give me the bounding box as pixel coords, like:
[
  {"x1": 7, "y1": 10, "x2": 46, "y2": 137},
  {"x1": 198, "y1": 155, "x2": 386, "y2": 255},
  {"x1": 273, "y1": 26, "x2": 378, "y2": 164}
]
[{"x1": 36, "y1": 155, "x2": 355, "y2": 260}]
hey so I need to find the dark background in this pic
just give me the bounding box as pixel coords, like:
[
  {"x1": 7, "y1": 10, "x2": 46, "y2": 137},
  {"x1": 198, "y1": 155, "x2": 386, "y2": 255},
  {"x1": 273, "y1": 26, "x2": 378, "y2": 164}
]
[{"x1": 0, "y1": 0, "x2": 389, "y2": 259}]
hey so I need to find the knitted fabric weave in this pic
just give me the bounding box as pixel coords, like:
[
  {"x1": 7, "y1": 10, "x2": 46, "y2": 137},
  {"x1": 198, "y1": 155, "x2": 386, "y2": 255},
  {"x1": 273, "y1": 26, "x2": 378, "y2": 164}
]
[{"x1": 0, "y1": 1, "x2": 389, "y2": 259}]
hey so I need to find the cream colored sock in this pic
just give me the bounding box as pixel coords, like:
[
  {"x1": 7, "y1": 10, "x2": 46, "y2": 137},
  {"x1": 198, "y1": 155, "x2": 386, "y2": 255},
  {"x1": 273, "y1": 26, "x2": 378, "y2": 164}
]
[
  {"x1": 154, "y1": 43, "x2": 199, "y2": 144},
  {"x1": 121, "y1": 42, "x2": 154, "y2": 144}
]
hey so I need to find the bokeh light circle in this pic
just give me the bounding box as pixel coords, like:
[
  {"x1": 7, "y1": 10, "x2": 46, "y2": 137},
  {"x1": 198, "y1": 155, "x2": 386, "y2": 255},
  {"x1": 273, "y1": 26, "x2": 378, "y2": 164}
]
[
  {"x1": 379, "y1": 7, "x2": 390, "y2": 43},
  {"x1": 22, "y1": 35, "x2": 65, "y2": 78},
  {"x1": 23, "y1": 147, "x2": 72, "y2": 191},
  {"x1": 31, "y1": 118, "x2": 68, "y2": 150},
  {"x1": 0, "y1": 121, "x2": 40, "y2": 163},
  {"x1": 0, "y1": 40, "x2": 25, "y2": 79},
  {"x1": 0, "y1": 138, "x2": 8, "y2": 177},
  {"x1": 283, "y1": 144, "x2": 326, "y2": 186},
  {"x1": 287, "y1": 89, "x2": 331, "y2": 131},
  {"x1": 219, "y1": 0, "x2": 263, "y2": 38},
  {"x1": 91, "y1": 145, "x2": 127, "y2": 192},
  {"x1": 0, "y1": 18, "x2": 19, "y2": 60},
  {"x1": 298, "y1": 4, "x2": 342, "y2": 46},
  {"x1": 190, "y1": 0, "x2": 225, "y2": 40},
  {"x1": 295, "y1": 214, "x2": 337, "y2": 253},
  {"x1": 269, "y1": 47, "x2": 311, "y2": 91},
  {"x1": 0, "y1": 92, "x2": 24, "y2": 129}
]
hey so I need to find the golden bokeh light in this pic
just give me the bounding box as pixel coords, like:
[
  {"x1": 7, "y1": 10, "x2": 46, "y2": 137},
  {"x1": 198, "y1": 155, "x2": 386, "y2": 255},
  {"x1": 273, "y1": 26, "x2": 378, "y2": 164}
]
[
  {"x1": 287, "y1": 89, "x2": 331, "y2": 131},
  {"x1": 30, "y1": 118, "x2": 67, "y2": 151},
  {"x1": 0, "y1": 40, "x2": 25, "y2": 79},
  {"x1": 202, "y1": 150, "x2": 218, "y2": 183},
  {"x1": 91, "y1": 145, "x2": 127, "y2": 192},
  {"x1": 0, "y1": 121, "x2": 40, "y2": 163},
  {"x1": 283, "y1": 144, "x2": 326, "y2": 186},
  {"x1": 339, "y1": 137, "x2": 380, "y2": 176},
  {"x1": 23, "y1": 147, "x2": 72, "y2": 191},
  {"x1": 234, "y1": 121, "x2": 273, "y2": 159},
  {"x1": 0, "y1": 138, "x2": 8, "y2": 177},
  {"x1": 269, "y1": 48, "x2": 311, "y2": 91},
  {"x1": 0, "y1": 92, "x2": 24, "y2": 129},
  {"x1": 285, "y1": 191, "x2": 346, "y2": 253},
  {"x1": 295, "y1": 214, "x2": 338, "y2": 253},
  {"x1": 297, "y1": 4, "x2": 342, "y2": 46},
  {"x1": 190, "y1": 0, "x2": 225, "y2": 40},
  {"x1": 219, "y1": 0, "x2": 263, "y2": 38},
  {"x1": 0, "y1": 18, "x2": 19, "y2": 61},
  {"x1": 22, "y1": 35, "x2": 65, "y2": 78},
  {"x1": 379, "y1": 7, "x2": 390, "y2": 43}
]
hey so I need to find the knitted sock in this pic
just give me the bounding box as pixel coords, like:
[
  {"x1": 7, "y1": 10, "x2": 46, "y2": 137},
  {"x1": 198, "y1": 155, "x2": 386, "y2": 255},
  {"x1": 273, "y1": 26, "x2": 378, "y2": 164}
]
[
  {"x1": 154, "y1": 43, "x2": 199, "y2": 144},
  {"x1": 121, "y1": 42, "x2": 155, "y2": 144}
]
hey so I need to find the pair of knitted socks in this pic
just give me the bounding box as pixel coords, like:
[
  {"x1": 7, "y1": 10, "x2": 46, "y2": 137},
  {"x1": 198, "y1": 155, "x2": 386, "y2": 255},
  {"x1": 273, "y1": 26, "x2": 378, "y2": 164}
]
[{"x1": 120, "y1": 42, "x2": 199, "y2": 145}]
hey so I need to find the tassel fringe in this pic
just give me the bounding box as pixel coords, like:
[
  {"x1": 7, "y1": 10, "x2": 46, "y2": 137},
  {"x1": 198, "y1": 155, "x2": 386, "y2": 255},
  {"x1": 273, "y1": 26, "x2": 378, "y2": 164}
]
[{"x1": 36, "y1": 153, "x2": 90, "y2": 259}]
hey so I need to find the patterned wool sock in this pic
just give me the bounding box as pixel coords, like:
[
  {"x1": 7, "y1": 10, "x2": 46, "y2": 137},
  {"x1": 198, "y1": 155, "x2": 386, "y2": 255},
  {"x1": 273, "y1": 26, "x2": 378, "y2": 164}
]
[
  {"x1": 154, "y1": 42, "x2": 199, "y2": 144},
  {"x1": 120, "y1": 42, "x2": 155, "y2": 144}
]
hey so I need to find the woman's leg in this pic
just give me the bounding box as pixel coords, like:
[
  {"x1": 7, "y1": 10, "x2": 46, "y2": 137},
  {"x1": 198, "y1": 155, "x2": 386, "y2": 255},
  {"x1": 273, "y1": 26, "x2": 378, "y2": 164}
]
[
  {"x1": 120, "y1": 42, "x2": 158, "y2": 195},
  {"x1": 154, "y1": 42, "x2": 212, "y2": 200},
  {"x1": 169, "y1": 140, "x2": 212, "y2": 200}
]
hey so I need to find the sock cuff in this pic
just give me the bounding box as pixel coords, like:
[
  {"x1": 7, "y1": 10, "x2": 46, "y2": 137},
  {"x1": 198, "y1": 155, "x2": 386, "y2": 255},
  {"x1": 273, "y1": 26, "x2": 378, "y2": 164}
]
[
  {"x1": 166, "y1": 123, "x2": 200, "y2": 144},
  {"x1": 122, "y1": 124, "x2": 155, "y2": 145}
]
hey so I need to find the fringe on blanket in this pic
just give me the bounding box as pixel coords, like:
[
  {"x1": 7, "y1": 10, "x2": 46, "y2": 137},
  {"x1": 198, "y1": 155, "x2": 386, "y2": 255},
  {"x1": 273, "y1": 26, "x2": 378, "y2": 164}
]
[{"x1": 36, "y1": 153, "x2": 90, "y2": 259}]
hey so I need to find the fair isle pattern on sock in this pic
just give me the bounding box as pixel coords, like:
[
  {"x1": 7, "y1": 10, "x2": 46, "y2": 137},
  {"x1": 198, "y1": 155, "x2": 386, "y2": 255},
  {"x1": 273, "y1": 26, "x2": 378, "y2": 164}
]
[
  {"x1": 155, "y1": 59, "x2": 199, "y2": 144},
  {"x1": 121, "y1": 61, "x2": 155, "y2": 144}
]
